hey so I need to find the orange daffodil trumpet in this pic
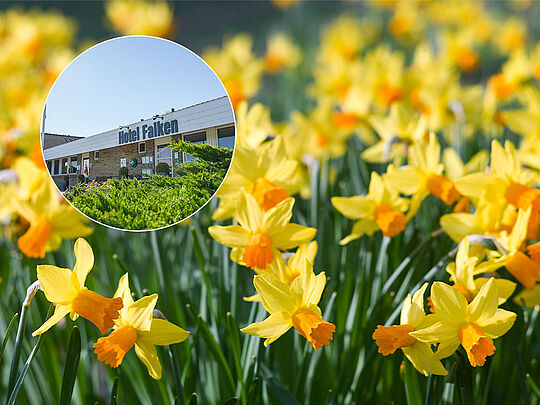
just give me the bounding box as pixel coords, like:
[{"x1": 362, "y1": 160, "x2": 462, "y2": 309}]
[
  {"x1": 410, "y1": 279, "x2": 516, "y2": 368},
  {"x1": 241, "y1": 261, "x2": 335, "y2": 350},
  {"x1": 373, "y1": 284, "x2": 447, "y2": 376},
  {"x1": 94, "y1": 274, "x2": 189, "y2": 380},
  {"x1": 209, "y1": 191, "x2": 316, "y2": 271},
  {"x1": 33, "y1": 238, "x2": 123, "y2": 336}
]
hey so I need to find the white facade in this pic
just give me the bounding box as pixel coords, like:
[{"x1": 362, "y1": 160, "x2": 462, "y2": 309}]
[{"x1": 43, "y1": 96, "x2": 234, "y2": 159}]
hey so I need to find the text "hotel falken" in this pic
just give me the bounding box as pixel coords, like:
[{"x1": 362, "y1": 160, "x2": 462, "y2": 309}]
[{"x1": 118, "y1": 119, "x2": 179, "y2": 145}]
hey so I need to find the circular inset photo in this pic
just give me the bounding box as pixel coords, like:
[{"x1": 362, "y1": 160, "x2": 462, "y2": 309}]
[{"x1": 40, "y1": 36, "x2": 235, "y2": 231}]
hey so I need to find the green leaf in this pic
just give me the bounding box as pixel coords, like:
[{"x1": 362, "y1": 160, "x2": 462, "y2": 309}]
[
  {"x1": 189, "y1": 393, "x2": 197, "y2": 405},
  {"x1": 222, "y1": 398, "x2": 238, "y2": 405},
  {"x1": 110, "y1": 377, "x2": 119, "y2": 405},
  {"x1": 7, "y1": 305, "x2": 29, "y2": 394},
  {"x1": 0, "y1": 313, "x2": 19, "y2": 364},
  {"x1": 260, "y1": 364, "x2": 301, "y2": 405},
  {"x1": 59, "y1": 326, "x2": 81, "y2": 405},
  {"x1": 403, "y1": 360, "x2": 423, "y2": 405},
  {"x1": 7, "y1": 305, "x2": 53, "y2": 405}
]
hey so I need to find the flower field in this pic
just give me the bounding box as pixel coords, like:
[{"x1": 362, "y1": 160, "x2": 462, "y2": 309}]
[{"x1": 1, "y1": 1, "x2": 540, "y2": 404}]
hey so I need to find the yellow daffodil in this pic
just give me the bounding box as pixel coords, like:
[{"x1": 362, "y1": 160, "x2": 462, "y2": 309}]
[
  {"x1": 332, "y1": 172, "x2": 408, "y2": 244},
  {"x1": 105, "y1": 0, "x2": 173, "y2": 37},
  {"x1": 209, "y1": 191, "x2": 316, "y2": 271},
  {"x1": 362, "y1": 103, "x2": 427, "y2": 164},
  {"x1": 203, "y1": 33, "x2": 263, "y2": 109},
  {"x1": 212, "y1": 136, "x2": 302, "y2": 220},
  {"x1": 13, "y1": 171, "x2": 92, "y2": 258},
  {"x1": 33, "y1": 238, "x2": 123, "y2": 336},
  {"x1": 446, "y1": 237, "x2": 516, "y2": 304},
  {"x1": 410, "y1": 279, "x2": 516, "y2": 367},
  {"x1": 477, "y1": 207, "x2": 540, "y2": 290},
  {"x1": 241, "y1": 265, "x2": 335, "y2": 350},
  {"x1": 245, "y1": 242, "x2": 319, "y2": 302},
  {"x1": 373, "y1": 284, "x2": 447, "y2": 376},
  {"x1": 386, "y1": 133, "x2": 461, "y2": 216},
  {"x1": 94, "y1": 273, "x2": 189, "y2": 379},
  {"x1": 264, "y1": 33, "x2": 301, "y2": 74}
]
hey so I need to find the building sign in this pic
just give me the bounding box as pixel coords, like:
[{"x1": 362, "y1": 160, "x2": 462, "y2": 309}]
[
  {"x1": 118, "y1": 119, "x2": 179, "y2": 145},
  {"x1": 129, "y1": 158, "x2": 137, "y2": 168}
]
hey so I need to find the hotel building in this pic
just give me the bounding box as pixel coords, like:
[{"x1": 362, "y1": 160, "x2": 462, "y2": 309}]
[{"x1": 42, "y1": 96, "x2": 235, "y2": 190}]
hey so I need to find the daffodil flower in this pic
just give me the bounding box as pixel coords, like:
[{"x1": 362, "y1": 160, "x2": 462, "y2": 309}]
[
  {"x1": 241, "y1": 263, "x2": 335, "y2": 350},
  {"x1": 385, "y1": 133, "x2": 460, "y2": 216},
  {"x1": 245, "y1": 242, "x2": 318, "y2": 302},
  {"x1": 332, "y1": 171, "x2": 408, "y2": 244},
  {"x1": 13, "y1": 165, "x2": 92, "y2": 258},
  {"x1": 372, "y1": 283, "x2": 447, "y2": 376},
  {"x1": 212, "y1": 136, "x2": 302, "y2": 220},
  {"x1": 474, "y1": 207, "x2": 540, "y2": 290},
  {"x1": 33, "y1": 238, "x2": 123, "y2": 336},
  {"x1": 209, "y1": 191, "x2": 316, "y2": 271},
  {"x1": 94, "y1": 273, "x2": 189, "y2": 380},
  {"x1": 446, "y1": 237, "x2": 516, "y2": 304},
  {"x1": 410, "y1": 279, "x2": 516, "y2": 367}
]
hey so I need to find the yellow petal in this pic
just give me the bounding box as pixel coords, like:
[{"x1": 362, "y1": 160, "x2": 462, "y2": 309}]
[
  {"x1": 331, "y1": 196, "x2": 373, "y2": 220},
  {"x1": 401, "y1": 283, "x2": 428, "y2": 327},
  {"x1": 253, "y1": 275, "x2": 295, "y2": 314},
  {"x1": 73, "y1": 238, "x2": 94, "y2": 288},
  {"x1": 49, "y1": 205, "x2": 93, "y2": 238},
  {"x1": 138, "y1": 319, "x2": 189, "y2": 346},
  {"x1": 368, "y1": 172, "x2": 385, "y2": 202},
  {"x1": 208, "y1": 225, "x2": 250, "y2": 248},
  {"x1": 261, "y1": 197, "x2": 294, "y2": 233},
  {"x1": 339, "y1": 219, "x2": 380, "y2": 245},
  {"x1": 467, "y1": 278, "x2": 498, "y2": 324},
  {"x1": 434, "y1": 337, "x2": 461, "y2": 360},
  {"x1": 440, "y1": 213, "x2": 480, "y2": 243},
  {"x1": 237, "y1": 191, "x2": 263, "y2": 233},
  {"x1": 409, "y1": 321, "x2": 457, "y2": 344},
  {"x1": 125, "y1": 294, "x2": 157, "y2": 332},
  {"x1": 476, "y1": 308, "x2": 516, "y2": 339},
  {"x1": 442, "y1": 148, "x2": 464, "y2": 180},
  {"x1": 270, "y1": 224, "x2": 316, "y2": 249},
  {"x1": 454, "y1": 173, "x2": 492, "y2": 198},
  {"x1": 402, "y1": 342, "x2": 448, "y2": 377},
  {"x1": 430, "y1": 282, "x2": 467, "y2": 325},
  {"x1": 134, "y1": 340, "x2": 162, "y2": 380},
  {"x1": 240, "y1": 312, "x2": 292, "y2": 346},
  {"x1": 385, "y1": 167, "x2": 424, "y2": 195},
  {"x1": 37, "y1": 265, "x2": 77, "y2": 304},
  {"x1": 507, "y1": 207, "x2": 531, "y2": 253},
  {"x1": 474, "y1": 278, "x2": 516, "y2": 305},
  {"x1": 114, "y1": 273, "x2": 134, "y2": 321},
  {"x1": 32, "y1": 304, "x2": 71, "y2": 336},
  {"x1": 514, "y1": 283, "x2": 540, "y2": 307}
]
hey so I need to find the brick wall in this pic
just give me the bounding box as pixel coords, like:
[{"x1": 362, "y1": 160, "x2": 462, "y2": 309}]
[{"x1": 89, "y1": 140, "x2": 156, "y2": 179}]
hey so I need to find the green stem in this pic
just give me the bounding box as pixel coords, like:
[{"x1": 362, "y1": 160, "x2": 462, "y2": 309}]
[
  {"x1": 7, "y1": 304, "x2": 28, "y2": 395},
  {"x1": 168, "y1": 346, "x2": 185, "y2": 405}
]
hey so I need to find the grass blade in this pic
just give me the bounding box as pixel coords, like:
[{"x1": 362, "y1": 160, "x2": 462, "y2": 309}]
[
  {"x1": 0, "y1": 313, "x2": 19, "y2": 363},
  {"x1": 7, "y1": 304, "x2": 29, "y2": 394},
  {"x1": 59, "y1": 326, "x2": 81, "y2": 405}
]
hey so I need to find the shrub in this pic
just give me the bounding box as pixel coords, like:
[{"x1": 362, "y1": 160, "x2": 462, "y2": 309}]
[{"x1": 155, "y1": 162, "x2": 170, "y2": 174}]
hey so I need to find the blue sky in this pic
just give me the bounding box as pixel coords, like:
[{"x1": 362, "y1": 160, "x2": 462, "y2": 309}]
[{"x1": 44, "y1": 36, "x2": 227, "y2": 137}]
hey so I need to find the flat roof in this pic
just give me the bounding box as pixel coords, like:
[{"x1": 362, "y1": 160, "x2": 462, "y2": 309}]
[{"x1": 43, "y1": 96, "x2": 234, "y2": 160}]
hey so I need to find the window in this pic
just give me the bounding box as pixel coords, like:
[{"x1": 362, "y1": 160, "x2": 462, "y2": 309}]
[
  {"x1": 94, "y1": 150, "x2": 99, "y2": 160},
  {"x1": 70, "y1": 157, "x2": 77, "y2": 174},
  {"x1": 183, "y1": 131, "x2": 206, "y2": 162},
  {"x1": 218, "y1": 126, "x2": 235, "y2": 149},
  {"x1": 53, "y1": 160, "x2": 59, "y2": 175},
  {"x1": 142, "y1": 168, "x2": 153, "y2": 178},
  {"x1": 61, "y1": 158, "x2": 68, "y2": 174},
  {"x1": 46, "y1": 161, "x2": 52, "y2": 173},
  {"x1": 138, "y1": 142, "x2": 146, "y2": 153}
]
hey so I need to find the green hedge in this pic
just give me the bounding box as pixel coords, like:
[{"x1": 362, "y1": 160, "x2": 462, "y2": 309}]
[{"x1": 64, "y1": 142, "x2": 232, "y2": 230}]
